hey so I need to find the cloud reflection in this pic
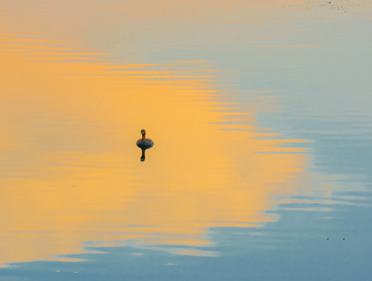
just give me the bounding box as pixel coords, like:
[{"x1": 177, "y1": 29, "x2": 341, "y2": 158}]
[{"x1": 0, "y1": 35, "x2": 310, "y2": 266}]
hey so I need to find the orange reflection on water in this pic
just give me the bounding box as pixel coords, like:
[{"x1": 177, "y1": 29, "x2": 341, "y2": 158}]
[{"x1": 0, "y1": 34, "x2": 309, "y2": 266}]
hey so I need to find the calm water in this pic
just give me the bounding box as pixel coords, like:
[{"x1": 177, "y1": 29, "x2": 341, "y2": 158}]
[{"x1": 1, "y1": 0, "x2": 372, "y2": 280}]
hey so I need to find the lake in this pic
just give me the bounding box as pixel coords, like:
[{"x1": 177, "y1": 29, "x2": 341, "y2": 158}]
[{"x1": 1, "y1": 0, "x2": 372, "y2": 280}]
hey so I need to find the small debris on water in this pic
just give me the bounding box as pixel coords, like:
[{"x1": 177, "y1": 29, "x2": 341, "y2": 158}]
[
  {"x1": 325, "y1": 237, "x2": 329, "y2": 240},
  {"x1": 56, "y1": 270, "x2": 60, "y2": 272},
  {"x1": 342, "y1": 238, "x2": 345, "y2": 240}
]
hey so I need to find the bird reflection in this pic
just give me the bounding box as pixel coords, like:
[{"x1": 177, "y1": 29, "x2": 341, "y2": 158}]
[
  {"x1": 136, "y1": 129, "x2": 154, "y2": 162},
  {"x1": 139, "y1": 148, "x2": 147, "y2": 162}
]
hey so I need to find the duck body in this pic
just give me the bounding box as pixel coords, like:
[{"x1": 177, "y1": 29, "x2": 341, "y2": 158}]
[
  {"x1": 136, "y1": 129, "x2": 154, "y2": 149},
  {"x1": 136, "y1": 138, "x2": 154, "y2": 149}
]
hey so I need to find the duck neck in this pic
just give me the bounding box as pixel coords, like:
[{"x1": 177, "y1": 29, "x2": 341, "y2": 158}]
[{"x1": 142, "y1": 134, "x2": 146, "y2": 140}]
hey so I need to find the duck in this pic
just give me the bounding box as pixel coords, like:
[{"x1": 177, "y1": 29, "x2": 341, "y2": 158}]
[{"x1": 136, "y1": 129, "x2": 154, "y2": 149}]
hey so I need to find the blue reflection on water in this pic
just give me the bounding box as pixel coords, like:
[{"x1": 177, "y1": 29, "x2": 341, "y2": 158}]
[{"x1": 2, "y1": 199, "x2": 372, "y2": 281}]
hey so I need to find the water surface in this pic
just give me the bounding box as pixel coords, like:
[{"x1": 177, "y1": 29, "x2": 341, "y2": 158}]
[{"x1": 1, "y1": 0, "x2": 372, "y2": 280}]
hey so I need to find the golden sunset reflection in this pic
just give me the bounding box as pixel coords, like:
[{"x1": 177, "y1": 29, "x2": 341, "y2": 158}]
[{"x1": 0, "y1": 32, "x2": 316, "y2": 266}]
